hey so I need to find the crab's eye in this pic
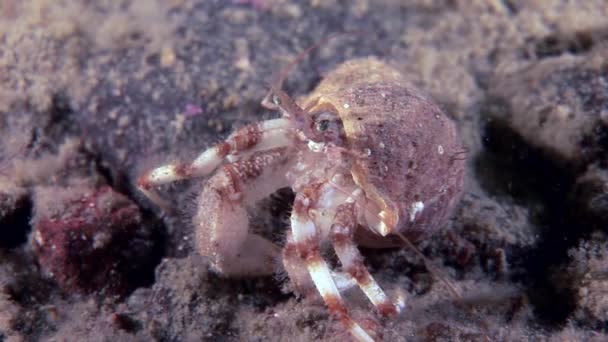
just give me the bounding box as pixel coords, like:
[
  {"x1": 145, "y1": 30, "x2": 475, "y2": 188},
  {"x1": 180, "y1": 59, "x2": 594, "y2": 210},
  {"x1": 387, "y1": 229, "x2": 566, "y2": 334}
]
[
  {"x1": 310, "y1": 110, "x2": 345, "y2": 144},
  {"x1": 313, "y1": 111, "x2": 338, "y2": 125},
  {"x1": 313, "y1": 112, "x2": 339, "y2": 132},
  {"x1": 316, "y1": 119, "x2": 331, "y2": 132}
]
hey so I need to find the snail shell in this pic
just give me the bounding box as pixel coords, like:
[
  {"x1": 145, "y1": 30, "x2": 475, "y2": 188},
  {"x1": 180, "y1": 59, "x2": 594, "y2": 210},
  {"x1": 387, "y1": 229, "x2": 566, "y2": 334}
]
[{"x1": 302, "y1": 58, "x2": 465, "y2": 246}]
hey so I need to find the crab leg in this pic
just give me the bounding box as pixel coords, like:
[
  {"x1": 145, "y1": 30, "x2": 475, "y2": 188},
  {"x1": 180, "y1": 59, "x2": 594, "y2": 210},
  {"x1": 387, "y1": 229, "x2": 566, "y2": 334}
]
[
  {"x1": 283, "y1": 232, "x2": 359, "y2": 298},
  {"x1": 290, "y1": 191, "x2": 374, "y2": 342},
  {"x1": 194, "y1": 148, "x2": 291, "y2": 276},
  {"x1": 330, "y1": 189, "x2": 403, "y2": 317},
  {"x1": 137, "y1": 118, "x2": 292, "y2": 210}
]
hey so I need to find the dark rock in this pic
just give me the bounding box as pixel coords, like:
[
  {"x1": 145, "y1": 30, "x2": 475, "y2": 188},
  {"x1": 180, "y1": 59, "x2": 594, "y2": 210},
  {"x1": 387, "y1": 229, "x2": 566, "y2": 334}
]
[
  {"x1": 572, "y1": 165, "x2": 608, "y2": 226},
  {"x1": 0, "y1": 180, "x2": 30, "y2": 248},
  {"x1": 32, "y1": 185, "x2": 156, "y2": 297},
  {"x1": 487, "y1": 51, "x2": 608, "y2": 169}
]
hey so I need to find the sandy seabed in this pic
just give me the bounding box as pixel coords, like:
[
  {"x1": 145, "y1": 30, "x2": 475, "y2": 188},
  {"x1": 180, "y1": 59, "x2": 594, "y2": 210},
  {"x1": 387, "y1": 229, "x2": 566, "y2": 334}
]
[{"x1": 1, "y1": 1, "x2": 607, "y2": 341}]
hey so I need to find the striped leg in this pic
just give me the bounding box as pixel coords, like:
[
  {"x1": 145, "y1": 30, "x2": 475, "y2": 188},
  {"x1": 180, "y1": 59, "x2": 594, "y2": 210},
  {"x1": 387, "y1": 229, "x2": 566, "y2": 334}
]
[
  {"x1": 330, "y1": 189, "x2": 403, "y2": 317},
  {"x1": 137, "y1": 118, "x2": 292, "y2": 211},
  {"x1": 283, "y1": 232, "x2": 359, "y2": 299},
  {"x1": 290, "y1": 191, "x2": 375, "y2": 342},
  {"x1": 282, "y1": 232, "x2": 316, "y2": 297}
]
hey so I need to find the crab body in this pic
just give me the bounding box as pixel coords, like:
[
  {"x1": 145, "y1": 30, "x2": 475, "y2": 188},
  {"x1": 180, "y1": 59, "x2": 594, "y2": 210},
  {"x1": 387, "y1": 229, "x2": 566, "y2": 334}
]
[{"x1": 137, "y1": 58, "x2": 465, "y2": 342}]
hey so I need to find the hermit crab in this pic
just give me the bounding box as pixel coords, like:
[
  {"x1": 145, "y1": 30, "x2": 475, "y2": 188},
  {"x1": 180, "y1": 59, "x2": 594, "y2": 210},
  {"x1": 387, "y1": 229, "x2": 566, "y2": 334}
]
[{"x1": 137, "y1": 57, "x2": 465, "y2": 341}]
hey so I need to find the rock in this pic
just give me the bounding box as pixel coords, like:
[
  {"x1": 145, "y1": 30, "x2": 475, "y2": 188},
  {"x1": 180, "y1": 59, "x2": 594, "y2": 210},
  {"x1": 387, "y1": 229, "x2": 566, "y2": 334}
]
[
  {"x1": 487, "y1": 51, "x2": 608, "y2": 169},
  {"x1": 126, "y1": 256, "x2": 236, "y2": 341},
  {"x1": 565, "y1": 233, "x2": 608, "y2": 329},
  {"x1": 32, "y1": 185, "x2": 156, "y2": 297}
]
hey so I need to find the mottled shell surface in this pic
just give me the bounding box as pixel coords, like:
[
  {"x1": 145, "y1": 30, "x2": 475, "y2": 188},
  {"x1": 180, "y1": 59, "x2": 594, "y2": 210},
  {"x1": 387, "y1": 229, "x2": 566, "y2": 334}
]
[{"x1": 303, "y1": 58, "x2": 465, "y2": 245}]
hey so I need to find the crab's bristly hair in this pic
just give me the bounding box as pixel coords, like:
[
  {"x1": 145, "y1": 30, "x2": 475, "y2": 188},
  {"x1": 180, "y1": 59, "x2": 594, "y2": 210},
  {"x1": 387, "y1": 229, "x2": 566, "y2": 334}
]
[
  {"x1": 136, "y1": 178, "x2": 176, "y2": 215},
  {"x1": 290, "y1": 191, "x2": 375, "y2": 342},
  {"x1": 331, "y1": 193, "x2": 402, "y2": 317},
  {"x1": 136, "y1": 118, "x2": 292, "y2": 210}
]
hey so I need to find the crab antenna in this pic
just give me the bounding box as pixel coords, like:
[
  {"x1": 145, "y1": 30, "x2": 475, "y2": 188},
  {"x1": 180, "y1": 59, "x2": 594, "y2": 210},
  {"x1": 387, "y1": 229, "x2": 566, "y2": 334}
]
[
  {"x1": 261, "y1": 32, "x2": 364, "y2": 143},
  {"x1": 261, "y1": 32, "x2": 357, "y2": 109},
  {"x1": 274, "y1": 32, "x2": 346, "y2": 89},
  {"x1": 395, "y1": 231, "x2": 463, "y2": 300},
  {"x1": 271, "y1": 87, "x2": 316, "y2": 136},
  {"x1": 395, "y1": 231, "x2": 494, "y2": 333}
]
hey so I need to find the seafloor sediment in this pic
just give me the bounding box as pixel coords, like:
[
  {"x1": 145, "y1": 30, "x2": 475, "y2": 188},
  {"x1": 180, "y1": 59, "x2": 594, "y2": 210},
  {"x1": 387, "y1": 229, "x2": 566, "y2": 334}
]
[{"x1": 1, "y1": 1, "x2": 607, "y2": 341}]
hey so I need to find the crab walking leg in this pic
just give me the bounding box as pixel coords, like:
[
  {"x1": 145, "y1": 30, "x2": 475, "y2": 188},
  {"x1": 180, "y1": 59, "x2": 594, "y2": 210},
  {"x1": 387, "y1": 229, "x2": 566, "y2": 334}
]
[
  {"x1": 330, "y1": 189, "x2": 403, "y2": 317},
  {"x1": 194, "y1": 148, "x2": 291, "y2": 276},
  {"x1": 282, "y1": 232, "x2": 317, "y2": 297},
  {"x1": 283, "y1": 232, "x2": 359, "y2": 298},
  {"x1": 290, "y1": 192, "x2": 375, "y2": 342},
  {"x1": 137, "y1": 118, "x2": 292, "y2": 208}
]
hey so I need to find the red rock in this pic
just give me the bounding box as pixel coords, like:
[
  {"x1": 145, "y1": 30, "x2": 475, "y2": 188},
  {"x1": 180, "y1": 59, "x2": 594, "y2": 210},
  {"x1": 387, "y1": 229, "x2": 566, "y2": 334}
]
[{"x1": 32, "y1": 185, "x2": 156, "y2": 297}]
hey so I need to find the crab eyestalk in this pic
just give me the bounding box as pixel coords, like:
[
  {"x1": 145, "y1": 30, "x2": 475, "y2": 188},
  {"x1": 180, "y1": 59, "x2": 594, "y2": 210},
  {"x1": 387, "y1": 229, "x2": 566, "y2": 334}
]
[{"x1": 268, "y1": 87, "x2": 318, "y2": 141}]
